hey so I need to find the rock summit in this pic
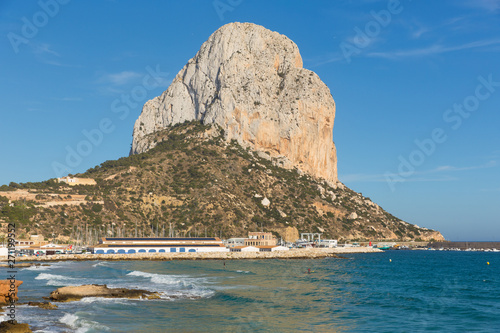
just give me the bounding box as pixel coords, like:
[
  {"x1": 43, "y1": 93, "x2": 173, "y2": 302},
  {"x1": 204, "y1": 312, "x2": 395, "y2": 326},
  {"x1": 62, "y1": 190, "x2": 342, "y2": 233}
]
[{"x1": 131, "y1": 22, "x2": 338, "y2": 183}]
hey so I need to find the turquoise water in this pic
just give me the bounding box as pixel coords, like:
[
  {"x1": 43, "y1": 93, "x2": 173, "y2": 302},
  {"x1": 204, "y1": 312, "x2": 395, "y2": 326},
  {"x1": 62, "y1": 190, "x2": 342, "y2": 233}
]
[{"x1": 3, "y1": 251, "x2": 499, "y2": 332}]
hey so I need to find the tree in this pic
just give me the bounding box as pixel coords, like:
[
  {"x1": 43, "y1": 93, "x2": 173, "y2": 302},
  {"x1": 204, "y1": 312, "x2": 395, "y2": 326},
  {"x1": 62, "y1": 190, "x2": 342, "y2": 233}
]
[{"x1": 92, "y1": 204, "x2": 103, "y2": 213}]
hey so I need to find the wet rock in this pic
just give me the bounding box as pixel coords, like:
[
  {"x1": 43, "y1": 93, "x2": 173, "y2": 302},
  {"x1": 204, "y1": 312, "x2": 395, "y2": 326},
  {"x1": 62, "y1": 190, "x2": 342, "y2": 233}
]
[
  {"x1": 0, "y1": 320, "x2": 32, "y2": 333},
  {"x1": 27, "y1": 301, "x2": 58, "y2": 310},
  {"x1": 49, "y1": 284, "x2": 161, "y2": 302}
]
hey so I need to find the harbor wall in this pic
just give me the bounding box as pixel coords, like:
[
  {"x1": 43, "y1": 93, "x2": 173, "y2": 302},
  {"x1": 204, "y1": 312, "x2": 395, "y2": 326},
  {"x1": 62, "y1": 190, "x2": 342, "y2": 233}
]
[{"x1": 428, "y1": 241, "x2": 500, "y2": 250}]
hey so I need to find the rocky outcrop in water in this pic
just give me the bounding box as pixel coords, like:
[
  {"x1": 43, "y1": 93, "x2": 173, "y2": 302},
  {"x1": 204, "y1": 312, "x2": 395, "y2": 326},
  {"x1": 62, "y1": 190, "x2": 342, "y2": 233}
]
[
  {"x1": 26, "y1": 301, "x2": 58, "y2": 310},
  {"x1": 131, "y1": 22, "x2": 338, "y2": 183},
  {"x1": 49, "y1": 284, "x2": 161, "y2": 302}
]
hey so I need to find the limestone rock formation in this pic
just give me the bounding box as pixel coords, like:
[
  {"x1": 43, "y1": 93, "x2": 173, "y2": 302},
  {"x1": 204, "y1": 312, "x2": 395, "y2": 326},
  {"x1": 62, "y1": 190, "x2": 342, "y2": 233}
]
[
  {"x1": 49, "y1": 284, "x2": 160, "y2": 302},
  {"x1": 131, "y1": 22, "x2": 338, "y2": 183},
  {"x1": 0, "y1": 280, "x2": 22, "y2": 305}
]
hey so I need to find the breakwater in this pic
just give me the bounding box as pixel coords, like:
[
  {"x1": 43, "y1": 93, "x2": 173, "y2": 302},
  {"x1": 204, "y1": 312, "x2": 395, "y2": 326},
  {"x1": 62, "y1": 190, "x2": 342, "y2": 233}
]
[{"x1": 429, "y1": 241, "x2": 500, "y2": 250}]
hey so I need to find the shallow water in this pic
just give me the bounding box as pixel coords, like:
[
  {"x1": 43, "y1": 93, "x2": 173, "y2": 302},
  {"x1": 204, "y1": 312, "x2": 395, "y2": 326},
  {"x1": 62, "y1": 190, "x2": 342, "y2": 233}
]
[{"x1": 2, "y1": 251, "x2": 499, "y2": 332}]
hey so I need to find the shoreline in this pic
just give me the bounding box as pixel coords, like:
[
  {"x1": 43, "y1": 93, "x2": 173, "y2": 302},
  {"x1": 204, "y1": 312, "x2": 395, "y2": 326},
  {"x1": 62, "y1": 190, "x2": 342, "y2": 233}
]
[{"x1": 7, "y1": 247, "x2": 382, "y2": 262}]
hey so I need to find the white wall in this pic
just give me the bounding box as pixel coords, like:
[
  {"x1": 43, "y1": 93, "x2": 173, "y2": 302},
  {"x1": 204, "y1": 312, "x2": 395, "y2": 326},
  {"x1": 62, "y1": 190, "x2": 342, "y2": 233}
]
[{"x1": 94, "y1": 246, "x2": 229, "y2": 254}]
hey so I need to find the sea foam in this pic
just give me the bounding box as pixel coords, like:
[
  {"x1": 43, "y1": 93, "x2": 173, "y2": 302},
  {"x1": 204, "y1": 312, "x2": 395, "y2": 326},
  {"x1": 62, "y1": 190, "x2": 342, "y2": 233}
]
[
  {"x1": 77, "y1": 297, "x2": 130, "y2": 305},
  {"x1": 23, "y1": 260, "x2": 73, "y2": 271},
  {"x1": 125, "y1": 270, "x2": 214, "y2": 299},
  {"x1": 23, "y1": 264, "x2": 51, "y2": 271},
  {"x1": 92, "y1": 261, "x2": 109, "y2": 268},
  {"x1": 35, "y1": 273, "x2": 81, "y2": 286},
  {"x1": 59, "y1": 312, "x2": 109, "y2": 333},
  {"x1": 127, "y1": 270, "x2": 188, "y2": 285}
]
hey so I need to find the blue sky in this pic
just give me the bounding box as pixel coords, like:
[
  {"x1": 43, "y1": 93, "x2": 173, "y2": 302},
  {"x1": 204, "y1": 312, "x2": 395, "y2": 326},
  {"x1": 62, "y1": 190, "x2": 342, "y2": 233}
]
[{"x1": 1, "y1": 0, "x2": 499, "y2": 241}]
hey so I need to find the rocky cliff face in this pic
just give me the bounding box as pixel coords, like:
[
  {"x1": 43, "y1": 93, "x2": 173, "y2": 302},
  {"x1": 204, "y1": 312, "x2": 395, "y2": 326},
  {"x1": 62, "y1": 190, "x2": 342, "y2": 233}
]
[{"x1": 131, "y1": 22, "x2": 338, "y2": 183}]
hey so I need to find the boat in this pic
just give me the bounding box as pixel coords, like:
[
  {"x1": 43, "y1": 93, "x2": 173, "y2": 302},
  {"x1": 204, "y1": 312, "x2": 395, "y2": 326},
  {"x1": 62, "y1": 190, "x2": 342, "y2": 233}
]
[
  {"x1": 375, "y1": 242, "x2": 394, "y2": 250},
  {"x1": 295, "y1": 239, "x2": 314, "y2": 248}
]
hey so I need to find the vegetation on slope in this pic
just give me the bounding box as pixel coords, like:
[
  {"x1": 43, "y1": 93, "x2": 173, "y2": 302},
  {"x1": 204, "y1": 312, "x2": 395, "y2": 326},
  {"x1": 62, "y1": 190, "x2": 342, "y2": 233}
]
[{"x1": 0, "y1": 121, "x2": 441, "y2": 244}]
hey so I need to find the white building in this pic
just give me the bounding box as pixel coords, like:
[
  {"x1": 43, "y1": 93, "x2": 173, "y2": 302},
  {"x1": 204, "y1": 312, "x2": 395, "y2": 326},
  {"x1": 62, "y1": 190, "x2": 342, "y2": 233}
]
[
  {"x1": 271, "y1": 246, "x2": 290, "y2": 251},
  {"x1": 318, "y1": 240, "x2": 338, "y2": 248},
  {"x1": 93, "y1": 237, "x2": 229, "y2": 254},
  {"x1": 226, "y1": 238, "x2": 246, "y2": 248},
  {"x1": 240, "y1": 246, "x2": 259, "y2": 252},
  {"x1": 0, "y1": 247, "x2": 8, "y2": 259}
]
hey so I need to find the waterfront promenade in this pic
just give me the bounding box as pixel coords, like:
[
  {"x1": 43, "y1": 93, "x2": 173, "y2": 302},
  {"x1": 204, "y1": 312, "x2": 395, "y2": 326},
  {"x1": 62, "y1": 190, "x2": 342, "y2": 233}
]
[{"x1": 10, "y1": 247, "x2": 382, "y2": 262}]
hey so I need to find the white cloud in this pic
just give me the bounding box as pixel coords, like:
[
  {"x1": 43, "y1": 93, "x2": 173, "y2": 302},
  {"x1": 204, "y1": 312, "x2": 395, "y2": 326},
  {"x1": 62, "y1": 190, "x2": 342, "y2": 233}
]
[
  {"x1": 94, "y1": 69, "x2": 172, "y2": 95},
  {"x1": 341, "y1": 161, "x2": 497, "y2": 184},
  {"x1": 307, "y1": 53, "x2": 346, "y2": 67},
  {"x1": 488, "y1": 150, "x2": 500, "y2": 159},
  {"x1": 442, "y1": 16, "x2": 467, "y2": 27},
  {"x1": 99, "y1": 71, "x2": 142, "y2": 86},
  {"x1": 28, "y1": 42, "x2": 78, "y2": 67},
  {"x1": 366, "y1": 39, "x2": 500, "y2": 59},
  {"x1": 340, "y1": 173, "x2": 388, "y2": 183},
  {"x1": 52, "y1": 97, "x2": 83, "y2": 102},
  {"x1": 40, "y1": 59, "x2": 77, "y2": 67},
  {"x1": 399, "y1": 19, "x2": 431, "y2": 40},
  {"x1": 341, "y1": 172, "x2": 458, "y2": 183},
  {"x1": 33, "y1": 43, "x2": 60, "y2": 57},
  {"x1": 411, "y1": 26, "x2": 429, "y2": 39},
  {"x1": 433, "y1": 161, "x2": 497, "y2": 173}
]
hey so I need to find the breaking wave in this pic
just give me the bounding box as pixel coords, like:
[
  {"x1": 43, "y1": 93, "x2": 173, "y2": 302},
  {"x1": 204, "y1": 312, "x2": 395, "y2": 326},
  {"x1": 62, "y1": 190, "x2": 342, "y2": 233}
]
[
  {"x1": 125, "y1": 270, "x2": 214, "y2": 299},
  {"x1": 35, "y1": 273, "x2": 81, "y2": 286},
  {"x1": 59, "y1": 312, "x2": 109, "y2": 333}
]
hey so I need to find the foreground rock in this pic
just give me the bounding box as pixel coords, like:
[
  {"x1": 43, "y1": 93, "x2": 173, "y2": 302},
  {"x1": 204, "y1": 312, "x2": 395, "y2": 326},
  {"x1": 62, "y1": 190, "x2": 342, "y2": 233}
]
[
  {"x1": 0, "y1": 320, "x2": 32, "y2": 333},
  {"x1": 0, "y1": 280, "x2": 22, "y2": 305},
  {"x1": 49, "y1": 284, "x2": 161, "y2": 302},
  {"x1": 131, "y1": 22, "x2": 338, "y2": 183}
]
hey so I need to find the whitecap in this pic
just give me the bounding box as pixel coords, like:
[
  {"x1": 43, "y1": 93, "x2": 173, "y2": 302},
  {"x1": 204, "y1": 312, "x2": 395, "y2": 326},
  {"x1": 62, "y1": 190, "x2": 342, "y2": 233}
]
[
  {"x1": 35, "y1": 273, "x2": 80, "y2": 286},
  {"x1": 59, "y1": 313, "x2": 79, "y2": 328},
  {"x1": 123, "y1": 270, "x2": 215, "y2": 299},
  {"x1": 23, "y1": 260, "x2": 74, "y2": 271},
  {"x1": 127, "y1": 270, "x2": 189, "y2": 285},
  {"x1": 59, "y1": 312, "x2": 109, "y2": 333},
  {"x1": 77, "y1": 297, "x2": 130, "y2": 305},
  {"x1": 23, "y1": 264, "x2": 51, "y2": 271},
  {"x1": 92, "y1": 261, "x2": 108, "y2": 268}
]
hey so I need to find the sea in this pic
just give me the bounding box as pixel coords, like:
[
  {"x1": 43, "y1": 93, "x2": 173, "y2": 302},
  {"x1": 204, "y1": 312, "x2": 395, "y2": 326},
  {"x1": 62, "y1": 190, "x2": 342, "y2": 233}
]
[{"x1": 2, "y1": 251, "x2": 499, "y2": 332}]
